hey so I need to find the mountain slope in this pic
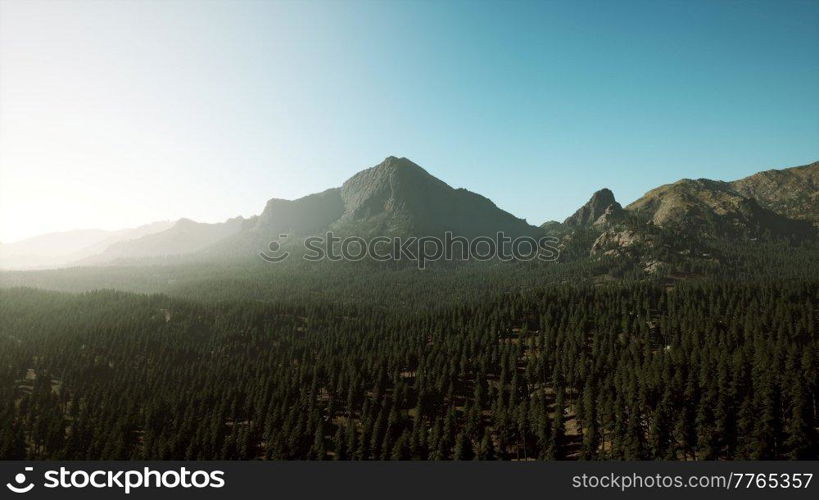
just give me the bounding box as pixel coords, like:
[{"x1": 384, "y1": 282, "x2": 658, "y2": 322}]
[
  {"x1": 81, "y1": 217, "x2": 244, "y2": 264},
  {"x1": 331, "y1": 156, "x2": 539, "y2": 237},
  {"x1": 0, "y1": 221, "x2": 173, "y2": 270},
  {"x1": 729, "y1": 161, "x2": 819, "y2": 225},
  {"x1": 257, "y1": 189, "x2": 345, "y2": 236},
  {"x1": 625, "y1": 178, "x2": 812, "y2": 240},
  {"x1": 151, "y1": 156, "x2": 541, "y2": 262},
  {"x1": 202, "y1": 189, "x2": 346, "y2": 258}
]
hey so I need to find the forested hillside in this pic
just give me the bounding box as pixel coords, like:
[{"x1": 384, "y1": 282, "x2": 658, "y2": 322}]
[{"x1": 1, "y1": 278, "x2": 816, "y2": 460}]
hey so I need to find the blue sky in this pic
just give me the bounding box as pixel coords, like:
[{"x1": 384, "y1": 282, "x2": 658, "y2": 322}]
[{"x1": 1, "y1": 0, "x2": 817, "y2": 241}]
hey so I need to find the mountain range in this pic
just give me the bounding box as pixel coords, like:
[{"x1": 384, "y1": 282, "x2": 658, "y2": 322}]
[
  {"x1": 1, "y1": 157, "x2": 816, "y2": 270},
  {"x1": 0, "y1": 221, "x2": 174, "y2": 270}
]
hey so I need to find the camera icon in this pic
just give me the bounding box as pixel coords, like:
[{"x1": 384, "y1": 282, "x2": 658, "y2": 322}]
[{"x1": 6, "y1": 467, "x2": 34, "y2": 494}]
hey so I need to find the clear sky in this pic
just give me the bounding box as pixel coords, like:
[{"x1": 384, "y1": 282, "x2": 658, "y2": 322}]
[{"x1": 1, "y1": 0, "x2": 817, "y2": 242}]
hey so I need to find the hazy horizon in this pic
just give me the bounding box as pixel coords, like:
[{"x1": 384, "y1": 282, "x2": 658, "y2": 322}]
[{"x1": 2, "y1": 0, "x2": 818, "y2": 243}]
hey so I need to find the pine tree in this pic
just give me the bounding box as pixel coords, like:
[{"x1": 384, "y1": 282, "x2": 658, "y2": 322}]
[{"x1": 454, "y1": 432, "x2": 474, "y2": 460}]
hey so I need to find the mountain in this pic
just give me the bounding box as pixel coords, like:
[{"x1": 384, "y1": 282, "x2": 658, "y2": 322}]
[
  {"x1": 563, "y1": 188, "x2": 622, "y2": 227},
  {"x1": 203, "y1": 156, "x2": 541, "y2": 260},
  {"x1": 257, "y1": 189, "x2": 345, "y2": 236},
  {"x1": 0, "y1": 221, "x2": 173, "y2": 270},
  {"x1": 201, "y1": 189, "x2": 346, "y2": 258},
  {"x1": 539, "y1": 220, "x2": 564, "y2": 234},
  {"x1": 728, "y1": 161, "x2": 819, "y2": 225},
  {"x1": 80, "y1": 217, "x2": 245, "y2": 264},
  {"x1": 330, "y1": 156, "x2": 538, "y2": 238},
  {"x1": 90, "y1": 157, "x2": 539, "y2": 264},
  {"x1": 579, "y1": 162, "x2": 818, "y2": 272},
  {"x1": 4, "y1": 157, "x2": 816, "y2": 270},
  {"x1": 625, "y1": 177, "x2": 812, "y2": 240}
]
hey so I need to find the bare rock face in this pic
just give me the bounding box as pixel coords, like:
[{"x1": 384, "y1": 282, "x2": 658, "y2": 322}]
[
  {"x1": 564, "y1": 188, "x2": 618, "y2": 227},
  {"x1": 642, "y1": 259, "x2": 663, "y2": 274},
  {"x1": 591, "y1": 229, "x2": 643, "y2": 257},
  {"x1": 592, "y1": 202, "x2": 625, "y2": 228}
]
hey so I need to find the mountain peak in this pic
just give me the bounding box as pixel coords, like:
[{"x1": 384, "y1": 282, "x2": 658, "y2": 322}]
[
  {"x1": 373, "y1": 156, "x2": 430, "y2": 176},
  {"x1": 339, "y1": 157, "x2": 441, "y2": 224},
  {"x1": 331, "y1": 157, "x2": 538, "y2": 237},
  {"x1": 564, "y1": 188, "x2": 620, "y2": 227},
  {"x1": 381, "y1": 155, "x2": 407, "y2": 164},
  {"x1": 591, "y1": 188, "x2": 615, "y2": 203}
]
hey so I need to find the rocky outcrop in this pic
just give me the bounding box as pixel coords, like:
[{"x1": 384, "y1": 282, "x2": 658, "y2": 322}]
[
  {"x1": 729, "y1": 161, "x2": 819, "y2": 225},
  {"x1": 564, "y1": 188, "x2": 618, "y2": 227},
  {"x1": 592, "y1": 202, "x2": 625, "y2": 228},
  {"x1": 591, "y1": 229, "x2": 644, "y2": 257}
]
